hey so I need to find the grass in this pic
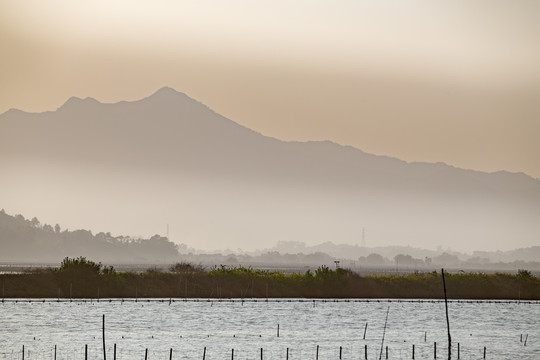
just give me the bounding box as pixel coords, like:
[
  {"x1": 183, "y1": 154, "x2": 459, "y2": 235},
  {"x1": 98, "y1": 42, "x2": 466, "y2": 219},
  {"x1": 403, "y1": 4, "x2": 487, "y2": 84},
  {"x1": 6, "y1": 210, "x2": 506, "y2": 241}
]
[{"x1": 1, "y1": 257, "x2": 538, "y2": 299}]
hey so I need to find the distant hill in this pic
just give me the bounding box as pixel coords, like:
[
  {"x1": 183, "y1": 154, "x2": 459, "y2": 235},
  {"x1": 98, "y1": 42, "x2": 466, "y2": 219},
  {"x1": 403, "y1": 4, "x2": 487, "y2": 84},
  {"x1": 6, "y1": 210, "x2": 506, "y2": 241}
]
[
  {"x1": 0, "y1": 210, "x2": 179, "y2": 263},
  {"x1": 1, "y1": 87, "x2": 539, "y2": 252}
]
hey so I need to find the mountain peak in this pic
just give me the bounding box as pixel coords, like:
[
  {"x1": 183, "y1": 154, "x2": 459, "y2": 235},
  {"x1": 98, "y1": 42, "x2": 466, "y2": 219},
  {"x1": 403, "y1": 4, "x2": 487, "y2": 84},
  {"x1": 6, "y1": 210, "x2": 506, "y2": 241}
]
[
  {"x1": 59, "y1": 96, "x2": 100, "y2": 111},
  {"x1": 149, "y1": 86, "x2": 188, "y2": 99}
]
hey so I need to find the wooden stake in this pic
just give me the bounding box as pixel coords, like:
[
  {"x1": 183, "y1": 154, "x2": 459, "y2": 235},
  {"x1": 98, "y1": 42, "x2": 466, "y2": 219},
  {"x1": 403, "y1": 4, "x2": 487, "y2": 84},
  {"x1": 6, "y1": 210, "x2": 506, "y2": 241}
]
[
  {"x1": 441, "y1": 269, "x2": 451, "y2": 360},
  {"x1": 378, "y1": 307, "x2": 390, "y2": 360},
  {"x1": 103, "y1": 314, "x2": 107, "y2": 360}
]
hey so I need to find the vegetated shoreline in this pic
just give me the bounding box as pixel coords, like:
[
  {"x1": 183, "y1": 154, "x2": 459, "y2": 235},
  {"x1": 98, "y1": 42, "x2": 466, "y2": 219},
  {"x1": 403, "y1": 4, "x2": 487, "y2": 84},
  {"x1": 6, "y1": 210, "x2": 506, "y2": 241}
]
[{"x1": 1, "y1": 258, "x2": 539, "y2": 300}]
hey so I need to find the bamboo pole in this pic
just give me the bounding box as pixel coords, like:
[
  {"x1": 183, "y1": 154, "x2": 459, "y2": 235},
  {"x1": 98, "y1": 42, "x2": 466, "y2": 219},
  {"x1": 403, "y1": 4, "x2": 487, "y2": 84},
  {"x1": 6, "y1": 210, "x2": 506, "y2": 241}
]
[{"x1": 442, "y1": 268, "x2": 451, "y2": 360}]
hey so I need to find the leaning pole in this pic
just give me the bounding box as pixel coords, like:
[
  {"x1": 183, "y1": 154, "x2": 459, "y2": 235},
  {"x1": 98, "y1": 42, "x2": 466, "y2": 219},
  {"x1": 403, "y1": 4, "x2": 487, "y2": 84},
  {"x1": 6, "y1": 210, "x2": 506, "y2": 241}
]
[{"x1": 442, "y1": 268, "x2": 451, "y2": 359}]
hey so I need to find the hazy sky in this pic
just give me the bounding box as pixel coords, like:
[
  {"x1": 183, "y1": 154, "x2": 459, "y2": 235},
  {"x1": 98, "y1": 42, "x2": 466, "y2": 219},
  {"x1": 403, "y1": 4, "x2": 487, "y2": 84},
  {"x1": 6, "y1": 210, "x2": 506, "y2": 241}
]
[{"x1": 2, "y1": 0, "x2": 540, "y2": 178}]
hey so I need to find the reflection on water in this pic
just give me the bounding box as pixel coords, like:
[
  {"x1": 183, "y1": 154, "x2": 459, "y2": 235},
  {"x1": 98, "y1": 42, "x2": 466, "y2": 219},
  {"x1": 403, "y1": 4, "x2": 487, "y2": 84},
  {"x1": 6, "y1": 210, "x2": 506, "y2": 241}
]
[{"x1": 0, "y1": 299, "x2": 538, "y2": 359}]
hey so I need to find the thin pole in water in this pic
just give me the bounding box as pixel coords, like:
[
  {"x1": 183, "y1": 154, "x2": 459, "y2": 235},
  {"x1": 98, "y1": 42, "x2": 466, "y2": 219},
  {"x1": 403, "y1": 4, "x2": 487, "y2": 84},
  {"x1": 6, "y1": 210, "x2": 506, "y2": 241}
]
[
  {"x1": 260, "y1": 348, "x2": 263, "y2": 360},
  {"x1": 286, "y1": 348, "x2": 289, "y2": 360},
  {"x1": 114, "y1": 344, "x2": 116, "y2": 360},
  {"x1": 434, "y1": 342, "x2": 437, "y2": 359},
  {"x1": 170, "y1": 348, "x2": 173, "y2": 360},
  {"x1": 457, "y1": 343, "x2": 459, "y2": 359},
  {"x1": 339, "y1": 346, "x2": 342, "y2": 360},
  {"x1": 483, "y1": 347, "x2": 486, "y2": 359},
  {"x1": 363, "y1": 323, "x2": 368, "y2": 340},
  {"x1": 231, "y1": 348, "x2": 234, "y2": 360},
  {"x1": 441, "y1": 268, "x2": 451, "y2": 360},
  {"x1": 103, "y1": 314, "x2": 107, "y2": 360},
  {"x1": 277, "y1": 324, "x2": 280, "y2": 337},
  {"x1": 203, "y1": 347, "x2": 206, "y2": 360},
  {"x1": 145, "y1": 348, "x2": 148, "y2": 360},
  {"x1": 22, "y1": 345, "x2": 24, "y2": 360},
  {"x1": 524, "y1": 334, "x2": 528, "y2": 346},
  {"x1": 85, "y1": 344, "x2": 88, "y2": 360},
  {"x1": 364, "y1": 345, "x2": 367, "y2": 360},
  {"x1": 316, "y1": 345, "x2": 319, "y2": 360},
  {"x1": 412, "y1": 344, "x2": 415, "y2": 359},
  {"x1": 54, "y1": 345, "x2": 57, "y2": 360},
  {"x1": 378, "y1": 307, "x2": 390, "y2": 360}
]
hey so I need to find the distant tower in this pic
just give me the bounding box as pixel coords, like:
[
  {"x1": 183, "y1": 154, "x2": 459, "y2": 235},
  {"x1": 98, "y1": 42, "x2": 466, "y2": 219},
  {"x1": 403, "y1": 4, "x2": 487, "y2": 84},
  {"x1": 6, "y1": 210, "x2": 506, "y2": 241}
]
[{"x1": 361, "y1": 227, "x2": 366, "y2": 247}]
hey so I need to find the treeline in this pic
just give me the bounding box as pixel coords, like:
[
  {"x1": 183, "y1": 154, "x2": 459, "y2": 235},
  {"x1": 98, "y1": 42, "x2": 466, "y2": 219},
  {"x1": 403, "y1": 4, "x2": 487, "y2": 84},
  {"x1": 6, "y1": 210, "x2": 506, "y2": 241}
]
[
  {"x1": 1, "y1": 257, "x2": 539, "y2": 300},
  {"x1": 0, "y1": 210, "x2": 178, "y2": 263}
]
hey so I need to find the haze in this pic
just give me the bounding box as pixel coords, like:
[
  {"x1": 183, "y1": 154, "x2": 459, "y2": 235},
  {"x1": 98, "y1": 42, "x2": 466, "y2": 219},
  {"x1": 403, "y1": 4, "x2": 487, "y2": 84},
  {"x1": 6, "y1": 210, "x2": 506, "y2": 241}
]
[
  {"x1": 1, "y1": 1, "x2": 540, "y2": 254},
  {"x1": 2, "y1": 0, "x2": 540, "y2": 178}
]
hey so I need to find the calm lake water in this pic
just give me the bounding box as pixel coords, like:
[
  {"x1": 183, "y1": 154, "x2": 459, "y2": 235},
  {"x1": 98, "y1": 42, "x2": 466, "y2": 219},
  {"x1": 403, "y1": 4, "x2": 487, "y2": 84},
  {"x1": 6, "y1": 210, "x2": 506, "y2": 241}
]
[{"x1": 0, "y1": 299, "x2": 538, "y2": 360}]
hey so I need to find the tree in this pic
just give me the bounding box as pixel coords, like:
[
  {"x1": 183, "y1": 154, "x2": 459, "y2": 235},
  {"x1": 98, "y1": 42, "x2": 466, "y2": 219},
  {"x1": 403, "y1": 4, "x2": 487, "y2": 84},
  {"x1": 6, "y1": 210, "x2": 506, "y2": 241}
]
[
  {"x1": 54, "y1": 224, "x2": 61, "y2": 234},
  {"x1": 31, "y1": 217, "x2": 40, "y2": 227},
  {"x1": 394, "y1": 254, "x2": 416, "y2": 268}
]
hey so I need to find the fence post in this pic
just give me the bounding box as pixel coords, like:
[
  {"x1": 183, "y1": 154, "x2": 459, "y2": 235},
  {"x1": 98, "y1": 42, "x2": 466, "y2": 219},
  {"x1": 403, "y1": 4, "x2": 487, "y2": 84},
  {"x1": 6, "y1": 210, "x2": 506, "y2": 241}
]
[{"x1": 103, "y1": 314, "x2": 107, "y2": 360}]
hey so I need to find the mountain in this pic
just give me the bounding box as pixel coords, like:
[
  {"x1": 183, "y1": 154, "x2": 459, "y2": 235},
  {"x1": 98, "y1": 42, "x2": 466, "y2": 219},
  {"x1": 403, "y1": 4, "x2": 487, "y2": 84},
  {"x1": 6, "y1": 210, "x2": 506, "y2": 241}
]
[{"x1": 1, "y1": 87, "x2": 539, "y2": 252}]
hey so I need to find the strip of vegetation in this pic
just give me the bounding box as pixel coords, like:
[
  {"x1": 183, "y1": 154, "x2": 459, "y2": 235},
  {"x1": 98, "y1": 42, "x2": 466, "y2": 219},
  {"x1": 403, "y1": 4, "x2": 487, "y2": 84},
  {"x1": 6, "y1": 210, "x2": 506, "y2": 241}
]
[{"x1": 1, "y1": 257, "x2": 538, "y2": 299}]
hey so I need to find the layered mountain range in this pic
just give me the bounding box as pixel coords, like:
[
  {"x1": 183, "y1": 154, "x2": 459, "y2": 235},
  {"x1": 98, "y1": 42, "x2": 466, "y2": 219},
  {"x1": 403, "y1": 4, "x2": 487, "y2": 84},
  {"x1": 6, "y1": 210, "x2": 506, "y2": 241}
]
[{"x1": 1, "y1": 87, "x2": 539, "y2": 252}]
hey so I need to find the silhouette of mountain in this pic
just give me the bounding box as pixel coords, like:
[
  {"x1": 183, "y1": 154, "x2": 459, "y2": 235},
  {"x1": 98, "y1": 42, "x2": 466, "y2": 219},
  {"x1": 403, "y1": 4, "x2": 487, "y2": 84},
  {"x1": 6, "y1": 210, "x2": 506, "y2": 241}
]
[
  {"x1": 0, "y1": 210, "x2": 179, "y2": 263},
  {"x1": 1, "y1": 87, "x2": 539, "y2": 252}
]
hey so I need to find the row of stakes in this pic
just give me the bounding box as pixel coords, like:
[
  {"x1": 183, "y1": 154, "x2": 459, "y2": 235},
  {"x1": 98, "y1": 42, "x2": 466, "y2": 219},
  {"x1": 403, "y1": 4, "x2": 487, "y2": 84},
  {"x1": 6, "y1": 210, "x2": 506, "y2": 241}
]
[
  {"x1": 16, "y1": 343, "x2": 501, "y2": 360},
  {"x1": 14, "y1": 317, "x2": 529, "y2": 360}
]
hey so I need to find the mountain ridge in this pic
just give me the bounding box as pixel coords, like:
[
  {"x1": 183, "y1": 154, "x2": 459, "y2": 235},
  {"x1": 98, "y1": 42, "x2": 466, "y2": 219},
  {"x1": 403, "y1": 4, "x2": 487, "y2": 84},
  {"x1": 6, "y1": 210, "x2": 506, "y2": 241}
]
[
  {"x1": 1, "y1": 87, "x2": 539, "y2": 251},
  {"x1": 4, "y1": 86, "x2": 536, "y2": 181}
]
